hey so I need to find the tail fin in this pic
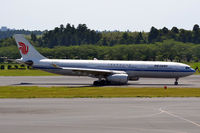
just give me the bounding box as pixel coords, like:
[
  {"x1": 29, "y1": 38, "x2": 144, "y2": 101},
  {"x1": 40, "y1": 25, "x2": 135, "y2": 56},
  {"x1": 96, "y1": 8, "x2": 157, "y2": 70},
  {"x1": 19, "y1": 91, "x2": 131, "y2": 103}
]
[{"x1": 14, "y1": 34, "x2": 46, "y2": 60}]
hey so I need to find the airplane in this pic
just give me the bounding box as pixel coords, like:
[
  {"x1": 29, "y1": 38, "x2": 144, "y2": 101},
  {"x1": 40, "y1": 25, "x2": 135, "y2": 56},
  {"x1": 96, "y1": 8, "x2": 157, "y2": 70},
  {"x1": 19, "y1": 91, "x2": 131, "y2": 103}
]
[{"x1": 13, "y1": 34, "x2": 195, "y2": 86}]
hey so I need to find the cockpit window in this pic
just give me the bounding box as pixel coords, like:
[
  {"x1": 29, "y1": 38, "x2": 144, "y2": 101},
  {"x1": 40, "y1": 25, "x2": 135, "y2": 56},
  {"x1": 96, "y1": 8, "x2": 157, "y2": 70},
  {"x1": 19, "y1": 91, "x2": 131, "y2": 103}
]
[{"x1": 185, "y1": 67, "x2": 190, "y2": 69}]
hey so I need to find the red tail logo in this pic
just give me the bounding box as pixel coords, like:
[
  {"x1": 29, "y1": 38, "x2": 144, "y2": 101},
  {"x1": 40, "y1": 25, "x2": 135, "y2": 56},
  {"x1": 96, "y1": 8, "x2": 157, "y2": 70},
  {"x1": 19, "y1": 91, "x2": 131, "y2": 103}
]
[{"x1": 18, "y1": 42, "x2": 29, "y2": 55}]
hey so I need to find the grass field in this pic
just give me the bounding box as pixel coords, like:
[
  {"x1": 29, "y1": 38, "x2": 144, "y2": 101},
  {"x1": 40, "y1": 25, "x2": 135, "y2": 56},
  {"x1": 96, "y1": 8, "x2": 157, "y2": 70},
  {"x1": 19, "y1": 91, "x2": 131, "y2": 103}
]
[{"x1": 0, "y1": 86, "x2": 200, "y2": 98}]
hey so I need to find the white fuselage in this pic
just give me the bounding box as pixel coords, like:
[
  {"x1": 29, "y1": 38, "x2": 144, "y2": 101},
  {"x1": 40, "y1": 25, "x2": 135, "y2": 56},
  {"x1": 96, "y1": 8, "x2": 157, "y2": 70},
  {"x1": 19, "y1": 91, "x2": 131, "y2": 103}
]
[{"x1": 32, "y1": 59, "x2": 195, "y2": 79}]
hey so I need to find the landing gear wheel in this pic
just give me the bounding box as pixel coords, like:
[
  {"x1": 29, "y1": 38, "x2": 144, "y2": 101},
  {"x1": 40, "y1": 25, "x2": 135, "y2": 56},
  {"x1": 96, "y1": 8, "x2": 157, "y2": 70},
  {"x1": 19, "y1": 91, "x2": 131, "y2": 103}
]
[
  {"x1": 100, "y1": 80, "x2": 106, "y2": 85},
  {"x1": 174, "y1": 78, "x2": 179, "y2": 85},
  {"x1": 93, "y1": 80, "x2": 109, "y2": 86},
  {"x1": 105, "y1": 80, "x2": 111, "y2": 85},
  {"x1": 174, "y1": 81, "x2": 178, "y2": 85},
  {"x1": 93, "y1": 81, "x2": 100, "y2": 86}
]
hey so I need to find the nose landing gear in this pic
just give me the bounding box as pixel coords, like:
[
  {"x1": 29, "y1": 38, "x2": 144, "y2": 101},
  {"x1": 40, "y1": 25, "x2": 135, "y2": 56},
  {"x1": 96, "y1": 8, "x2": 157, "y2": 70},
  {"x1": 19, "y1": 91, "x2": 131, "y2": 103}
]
[{"x1": 174, "y1": 78, "x2": 179, "y2": 85}]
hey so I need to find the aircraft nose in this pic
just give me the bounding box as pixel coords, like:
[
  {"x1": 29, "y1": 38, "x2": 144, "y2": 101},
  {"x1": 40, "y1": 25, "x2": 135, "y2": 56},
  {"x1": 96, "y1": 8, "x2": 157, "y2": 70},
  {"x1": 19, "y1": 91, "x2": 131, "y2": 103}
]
[
  {"x1": 185, "y1": 68, "x2": 196, "y2": 76},
  {"x1": 191, "y1": 68, "x2": 196, "y2": 74}
]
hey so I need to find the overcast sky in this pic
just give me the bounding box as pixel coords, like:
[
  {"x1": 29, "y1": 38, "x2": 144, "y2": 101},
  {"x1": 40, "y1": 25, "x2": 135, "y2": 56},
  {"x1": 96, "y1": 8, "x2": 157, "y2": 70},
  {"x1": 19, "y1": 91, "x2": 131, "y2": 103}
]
[{"x1": 0, "y1": 0, "x2": 200, "y2": 31}]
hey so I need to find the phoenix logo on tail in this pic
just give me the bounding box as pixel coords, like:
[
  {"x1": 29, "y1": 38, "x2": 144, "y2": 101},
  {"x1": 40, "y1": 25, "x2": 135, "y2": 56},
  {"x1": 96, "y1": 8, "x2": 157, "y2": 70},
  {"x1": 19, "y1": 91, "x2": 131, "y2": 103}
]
[{"x1": 18, "y1": 42, "x2": 29, "y2": 55}]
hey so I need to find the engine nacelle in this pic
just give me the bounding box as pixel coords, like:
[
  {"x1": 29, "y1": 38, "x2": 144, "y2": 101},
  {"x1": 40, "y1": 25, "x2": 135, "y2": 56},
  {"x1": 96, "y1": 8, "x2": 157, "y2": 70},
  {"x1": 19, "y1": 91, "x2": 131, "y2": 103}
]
[
  {"x1": 107, "y1": 74, "x2": 128, "y2": 84},
  {"x1": 25, "y1": 60, "x2": 34, "y2": 66}
]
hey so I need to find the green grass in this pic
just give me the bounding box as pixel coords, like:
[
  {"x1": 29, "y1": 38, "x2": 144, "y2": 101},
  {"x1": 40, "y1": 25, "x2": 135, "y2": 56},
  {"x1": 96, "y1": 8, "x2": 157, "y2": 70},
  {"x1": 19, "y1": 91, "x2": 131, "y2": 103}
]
[
  {"x1": 0, "y1": 69, "x2": 57, "y2": 76},
  {"x1": 0, "y1": 86, "x2": 200, "y2": 98}
]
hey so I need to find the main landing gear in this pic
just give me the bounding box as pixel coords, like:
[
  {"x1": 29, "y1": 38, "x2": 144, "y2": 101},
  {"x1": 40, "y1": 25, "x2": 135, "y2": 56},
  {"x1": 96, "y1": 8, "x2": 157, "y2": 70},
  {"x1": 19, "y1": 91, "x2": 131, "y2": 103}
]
[
  {"x1": 93, "y1": 80, "x2": 110, "y2": 86},
  {"x1": 174, "y1": 78, "x2": 179, "y2": 85}
]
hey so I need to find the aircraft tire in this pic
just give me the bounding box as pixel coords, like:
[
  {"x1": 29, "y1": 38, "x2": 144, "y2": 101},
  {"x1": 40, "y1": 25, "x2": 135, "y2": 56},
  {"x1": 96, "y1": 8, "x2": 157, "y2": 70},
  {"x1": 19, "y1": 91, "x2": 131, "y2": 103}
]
[
  {"x1": 93, "y1": 80, "x2": 109, "y2": 86},
  {"x1": 93, "y1": 81, "x2": 100, "y2": 86},
  {"x1": 174, "y1": 81, "x2": 178, "y2": 85},
  {"x1": 100, "y1": 80, "x2": 106, "y2": 85}
]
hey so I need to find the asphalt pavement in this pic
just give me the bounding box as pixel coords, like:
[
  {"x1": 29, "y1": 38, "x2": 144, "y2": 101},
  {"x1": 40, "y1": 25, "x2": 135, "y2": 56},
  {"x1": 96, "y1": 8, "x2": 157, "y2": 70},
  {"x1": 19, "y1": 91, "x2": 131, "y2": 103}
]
[
  {"x1": 0, "y1": 98, "x2": 200, "y2": 133},
  {"x1": 0, "y1": 75, "x2": 200, "y2": 87}
]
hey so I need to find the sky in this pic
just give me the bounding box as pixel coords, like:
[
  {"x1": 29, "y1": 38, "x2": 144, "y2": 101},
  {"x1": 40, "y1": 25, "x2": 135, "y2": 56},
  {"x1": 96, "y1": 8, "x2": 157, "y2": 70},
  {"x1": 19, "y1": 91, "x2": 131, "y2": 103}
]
[{"x1": 0, "y1": 0, "x2": 200, "y2": 31}]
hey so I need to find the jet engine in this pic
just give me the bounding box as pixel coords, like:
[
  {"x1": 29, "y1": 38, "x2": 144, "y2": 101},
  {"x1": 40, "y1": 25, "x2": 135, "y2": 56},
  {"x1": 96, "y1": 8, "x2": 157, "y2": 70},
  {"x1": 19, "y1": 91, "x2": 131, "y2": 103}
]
[
  {"x1": 24, "y1": 60, "x2": 34, "y2": 66},
  {"x1": 107, "y1": 74, "x2": 128, "y2": 84}
]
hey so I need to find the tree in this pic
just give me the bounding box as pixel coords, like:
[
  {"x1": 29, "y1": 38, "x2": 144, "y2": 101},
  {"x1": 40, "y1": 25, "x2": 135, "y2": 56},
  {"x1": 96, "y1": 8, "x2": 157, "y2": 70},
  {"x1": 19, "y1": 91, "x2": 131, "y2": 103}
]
[
  {"x1": 169, "y1": 27, "x2": 179, "y2": 40},
  {"x1": 148, "y1": 27, "x2": 159, "y2": 43},
  {"x1": 135, "y1": 32, "x2": 143, "y2": 44},
  {"x1": 102, "y1": 37, "x2": 108, "y2": 46},
  {"x1": 178, "y1": 29, "x2": 187, "y2": 43},
  {"x1": 120, "y1": 32, "x2": 129, "y2": 44},
  {"x1": 60, "y1": 24, "x2": 64, "y2": 32},
  {"x1": 171, "y1": 27, "x2": 179, "y2": 34},
  {"x1": 161, "y1": 27, "x2": 169, "y2": 34},
  {"x1": 31, "y1": 33, "x2": 37, "y2": 42},
  {"x1": 193, "y1": 24, "x2": 199, "y2": 32},
  {"x1": 192, "y1": 24, "x2": 200, "y2": 43}
]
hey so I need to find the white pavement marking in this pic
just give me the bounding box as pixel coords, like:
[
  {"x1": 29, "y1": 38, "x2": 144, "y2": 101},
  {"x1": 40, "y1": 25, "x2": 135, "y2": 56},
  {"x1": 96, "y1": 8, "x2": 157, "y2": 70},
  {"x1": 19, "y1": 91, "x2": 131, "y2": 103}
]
[
  {"x1": 159, "y1": 108, "x2": 200, "y2": 128},
  {"x1": 0, "y1": 98, "x2": 200, "y2": 133}
]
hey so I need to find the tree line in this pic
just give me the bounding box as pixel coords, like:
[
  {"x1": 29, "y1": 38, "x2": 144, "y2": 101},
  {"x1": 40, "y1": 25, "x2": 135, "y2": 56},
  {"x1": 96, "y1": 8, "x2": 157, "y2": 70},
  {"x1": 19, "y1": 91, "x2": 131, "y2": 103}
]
[
  {"x1": 29, "y1": 23, "x2": 200, "y2": 47},
  {"x1": 1, "y1": 23, "x2": 200, "y2": 47},
  {"x1": 0, "y1": 40, "x2": 200, "y2": 62},
  {"x1": 40, "y1": 24, "x2": 102, "y2": 48},
  {"x1": 0, "y1": 29, "x2": 42, "y2": 40},
  {"x1": 1, "y1": 23, "x2": 200, "y2": 62}
]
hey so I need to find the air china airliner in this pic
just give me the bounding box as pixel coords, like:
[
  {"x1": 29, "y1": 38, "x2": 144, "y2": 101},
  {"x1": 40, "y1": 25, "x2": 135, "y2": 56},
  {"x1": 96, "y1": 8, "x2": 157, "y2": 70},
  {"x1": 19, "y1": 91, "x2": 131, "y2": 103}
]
[{"x1": 14, "y1": 34, "x2": 195, "y2": 86}]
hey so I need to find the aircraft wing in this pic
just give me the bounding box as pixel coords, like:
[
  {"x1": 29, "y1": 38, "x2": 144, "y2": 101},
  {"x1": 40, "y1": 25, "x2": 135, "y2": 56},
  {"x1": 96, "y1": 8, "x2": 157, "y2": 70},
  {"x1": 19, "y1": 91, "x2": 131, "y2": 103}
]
[{"x1": 60, "y1": 67, "x2": 126, "y2": 77}]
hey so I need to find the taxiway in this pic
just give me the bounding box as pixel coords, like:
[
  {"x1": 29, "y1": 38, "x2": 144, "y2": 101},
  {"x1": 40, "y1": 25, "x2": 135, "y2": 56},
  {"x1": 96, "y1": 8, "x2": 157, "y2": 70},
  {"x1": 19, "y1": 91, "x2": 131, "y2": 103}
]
[
  {"x1": 0, "y1": 98, "x2": 200, "y2": 133},
  {"x1": 0, "y1": 75, "x2": 199, "y2": 87}
]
